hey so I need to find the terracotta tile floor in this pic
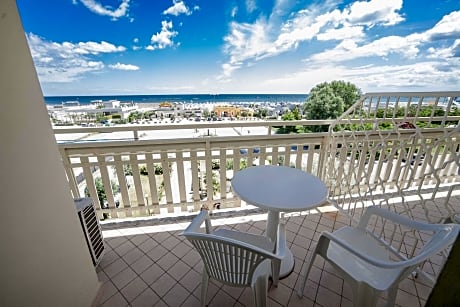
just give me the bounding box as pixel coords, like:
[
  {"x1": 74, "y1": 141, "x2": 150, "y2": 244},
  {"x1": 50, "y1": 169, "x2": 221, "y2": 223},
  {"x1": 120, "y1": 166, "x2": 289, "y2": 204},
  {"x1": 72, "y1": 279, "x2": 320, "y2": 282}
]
[{"x1": 93, "y1": 208, "x2": 443, "y2": 307}]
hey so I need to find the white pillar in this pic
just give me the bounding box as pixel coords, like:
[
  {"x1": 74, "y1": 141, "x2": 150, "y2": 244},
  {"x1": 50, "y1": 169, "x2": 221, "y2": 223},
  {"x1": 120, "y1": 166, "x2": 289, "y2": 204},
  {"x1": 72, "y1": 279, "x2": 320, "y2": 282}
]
[{"x1": 0, "y1": 1, "x2": 100, "y2": 306}]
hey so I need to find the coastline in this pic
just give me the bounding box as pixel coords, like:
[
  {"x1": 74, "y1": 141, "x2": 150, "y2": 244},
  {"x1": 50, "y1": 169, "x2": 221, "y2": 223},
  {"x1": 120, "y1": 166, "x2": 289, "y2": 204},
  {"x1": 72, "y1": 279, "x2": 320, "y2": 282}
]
[{"x1": 44, "y1": 93, "x2": 309, "y2": 105}]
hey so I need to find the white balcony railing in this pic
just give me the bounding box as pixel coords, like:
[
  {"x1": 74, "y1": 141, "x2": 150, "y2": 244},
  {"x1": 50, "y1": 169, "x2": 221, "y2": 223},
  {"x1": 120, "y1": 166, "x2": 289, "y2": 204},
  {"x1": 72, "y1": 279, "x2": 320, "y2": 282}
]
[
  {"x1": 59, "y1": 126, "x2": 330, "y2": 218},
  {"x1": 57, "y1": 92, "x2": 460, "y2": 223},
  {"x1": 326, "y1": 92, "x2": 460, "y2": 224}
]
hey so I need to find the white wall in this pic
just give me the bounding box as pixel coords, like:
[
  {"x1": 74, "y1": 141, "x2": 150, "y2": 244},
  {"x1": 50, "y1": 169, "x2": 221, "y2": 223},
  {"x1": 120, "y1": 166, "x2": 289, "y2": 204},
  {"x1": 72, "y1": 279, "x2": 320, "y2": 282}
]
[{"x1": 0, "y1": 1, "x2": 100, "y2": 306}]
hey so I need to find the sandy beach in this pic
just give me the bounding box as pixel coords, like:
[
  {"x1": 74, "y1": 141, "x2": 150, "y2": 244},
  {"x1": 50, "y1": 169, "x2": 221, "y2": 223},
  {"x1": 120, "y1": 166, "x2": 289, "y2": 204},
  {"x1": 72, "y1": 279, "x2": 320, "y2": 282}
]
[{"x1": 53, "y1": 119, "x2": 269, "y2": 143}]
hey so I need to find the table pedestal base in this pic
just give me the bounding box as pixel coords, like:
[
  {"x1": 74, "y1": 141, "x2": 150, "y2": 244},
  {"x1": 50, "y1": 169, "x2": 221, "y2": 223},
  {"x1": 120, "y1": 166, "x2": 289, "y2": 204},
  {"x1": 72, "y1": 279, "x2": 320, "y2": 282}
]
[
  {"x1": 267, "y1": 211, "x2": 295, "y2": 279},
  {"x1": 279, "y1": 248, "x2": 295, "y2": 278}
]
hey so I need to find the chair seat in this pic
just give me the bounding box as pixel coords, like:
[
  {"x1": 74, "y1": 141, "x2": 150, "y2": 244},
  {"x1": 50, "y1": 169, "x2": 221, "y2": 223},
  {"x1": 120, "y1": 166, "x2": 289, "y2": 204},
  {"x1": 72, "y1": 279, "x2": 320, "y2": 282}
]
[
  {"x1": 215, "y1": 229, "x2": 275, "y2": 252},
  {"x1": 328, "y1": 227, "x2": 404, "y2": 291}
]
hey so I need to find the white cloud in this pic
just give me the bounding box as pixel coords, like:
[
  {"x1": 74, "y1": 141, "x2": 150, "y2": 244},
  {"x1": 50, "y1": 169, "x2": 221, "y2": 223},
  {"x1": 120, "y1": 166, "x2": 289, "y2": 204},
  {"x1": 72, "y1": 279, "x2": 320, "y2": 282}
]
[
  {"x1": 26, "y1": 33, "x2": 125, "y2": 82},
  {"x1": 220, "y1": 0, "x2": 404, "y2": 80},
  {"x1": 218, "y1": 63, "x2": 242, "y2": 82},
  {"x1": 246, "y1": 0, "x2": 256, "y2": 13},
  {"x1": 424, "y1": 11, "x2": 460, "y2": 41},
  {"x1": 76, "y1": 0, "x2": 130, "y2": 20},
  {"x1": 262, "y1": 59, "x2": 460, "y2": 93},
  {"x1": 74, "y1": 41, "x2": 126, "y2": 54},
  {"x1": 343, "y1": 0, "x2": 404, "y2": 27},
  {"x1": 231, "y1": 6, "x2": 238, "y2": 18},
  {"x1": 163, "y1": 0, "x2": 195, "y2": 16},
  {"x1": 427, "y1": 39, "x2": 460, "y2": 59},
  {"x1": 109, "y1": 62, "x2": 140, "y2": 70},
  {"x1": 306, "y1": 11, "x2": 460, "y2": 64},
  {"x1": 310, "y1": 34, "x2": 421, "y2": 62},
  {"x1": 317, "y1": 26, "x2": 365, "y2": 41},
  {"x1": 342, "y1": 61, "x2": 460, "y2": 91},
  {"x1": 147, "y1": 21, "x2": 178, "y2": 50}
]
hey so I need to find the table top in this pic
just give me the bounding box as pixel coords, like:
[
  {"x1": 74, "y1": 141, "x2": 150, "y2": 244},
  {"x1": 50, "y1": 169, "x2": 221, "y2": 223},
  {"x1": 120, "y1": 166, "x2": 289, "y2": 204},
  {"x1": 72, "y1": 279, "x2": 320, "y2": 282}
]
[{"x1": 231, "y1": 165, "x2": 328, "y2": 212}]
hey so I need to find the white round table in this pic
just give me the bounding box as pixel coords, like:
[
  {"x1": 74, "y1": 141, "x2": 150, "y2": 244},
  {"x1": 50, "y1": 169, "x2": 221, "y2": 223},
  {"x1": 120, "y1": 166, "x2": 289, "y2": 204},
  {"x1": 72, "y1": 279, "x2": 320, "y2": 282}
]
[{"x1": 231, "y1": 165, "x2": 328, "y2": 277}]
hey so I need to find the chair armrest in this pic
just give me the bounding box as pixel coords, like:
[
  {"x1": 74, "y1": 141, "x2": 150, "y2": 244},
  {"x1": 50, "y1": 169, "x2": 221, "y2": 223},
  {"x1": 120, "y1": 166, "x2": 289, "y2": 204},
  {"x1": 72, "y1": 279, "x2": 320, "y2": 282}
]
[
  {"x1": 182, "y1": 210, "x2": 212, "y2": 234},
  {"x1": 320, "y1": 231, "x2": 427, "y2": 269},
  {"x1": 358, "y1": 206, "x2": 448, "y2": 232},
  {"x1": 276, "y1": 220, "x2": 286, "y2": 259}
]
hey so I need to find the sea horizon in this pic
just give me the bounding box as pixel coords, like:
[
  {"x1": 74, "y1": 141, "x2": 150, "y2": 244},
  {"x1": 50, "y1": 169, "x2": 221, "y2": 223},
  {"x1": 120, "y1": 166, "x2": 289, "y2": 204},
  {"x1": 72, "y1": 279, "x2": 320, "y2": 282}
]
[{"x1": 44, "y1": 93, "x2": 309, "y2": 105}]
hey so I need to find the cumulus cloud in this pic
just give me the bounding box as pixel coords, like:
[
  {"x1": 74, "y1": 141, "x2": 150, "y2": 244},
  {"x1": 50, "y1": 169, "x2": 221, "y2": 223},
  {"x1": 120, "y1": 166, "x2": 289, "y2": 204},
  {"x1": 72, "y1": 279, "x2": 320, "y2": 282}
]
[
  {"x1": 317, "y1": 26, "x2": 365, "y2": 41},
  {"x1": 309, "y1": 34, "x2": 422, "y2": 62},
  {"x1": 26, "y1": 33, "x2": 125, "y2": 82},
  {"x1": 307, "y1": 11, "x2": 460, "y2": 64},
  {"x1": 220, "y1": 0, "x2": 404, "y2": 79},
  {"x1": 427, "y1": 39, "x2": 460, "y2": 59},
  {"x1": 147, "y1": 21, "x2": 178, "y2": 50},
  {"x1": 109, "y1": 62, "x2": 140, "y2": 70},
  {"x1": 424, "y1": 11, "x2": 460, "y2": 41},
  {"x1": 342, "y1": 61, "x2": 460, "y2": 90},
  {"x1": 262, "y1": 59, "x2": 460, "y2": 93},
  {"x1": 76, "y1": 0, "x2": 130, "y2": 20},
  {"x1": 163, "y1": 0, "x2": 198, "y2": 16},
  {"x1": 73, "y1": 41, "x2": 126, "y2": 54},
  {"x1": 342, "y1": 0, "x2": 404, "y2": 27}
]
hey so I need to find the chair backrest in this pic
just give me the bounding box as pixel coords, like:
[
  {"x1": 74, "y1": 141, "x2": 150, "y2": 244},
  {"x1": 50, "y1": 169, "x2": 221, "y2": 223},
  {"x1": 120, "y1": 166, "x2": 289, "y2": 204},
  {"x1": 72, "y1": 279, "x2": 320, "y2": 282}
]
[
  {"x1": 357, "y1": 206, "x2": 460, "y2": 274},
  {"x1": 185, "y1": 232, "x2": 274, "y2": 287},
  {"x1": 183, "y1": 210, "x2": 277, "y2": 287}
]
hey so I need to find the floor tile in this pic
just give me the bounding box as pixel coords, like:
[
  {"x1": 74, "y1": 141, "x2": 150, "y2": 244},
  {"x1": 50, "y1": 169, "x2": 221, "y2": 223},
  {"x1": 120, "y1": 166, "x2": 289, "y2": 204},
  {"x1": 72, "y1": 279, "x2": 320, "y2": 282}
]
[{"x1": 93, "y1": 206, "x2": 447, "y2": 307}]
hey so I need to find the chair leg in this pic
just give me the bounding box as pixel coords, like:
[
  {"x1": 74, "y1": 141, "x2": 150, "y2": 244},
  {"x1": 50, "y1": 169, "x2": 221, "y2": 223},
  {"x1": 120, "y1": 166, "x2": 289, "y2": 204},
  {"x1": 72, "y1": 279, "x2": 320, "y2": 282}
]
[
  {"x1": 352, "y1": 282, "x2": 379, "y2": 307},
  {"x1": 386, "y1": 286, "x2": 398, "y2": 307},
  {"x1": 298, "y1": 234, "x2": 334, "y2": 298},
  {"x1": 253, "y1": 275, "x2": 268, "y2": 307},
  {"x1": 297, "y1": 252, "x2": 318, "y2": 298},
  {"x1": 200, "y1": 270, "x2": 209, "y2": 307},
  {"x1": 271, "y1": 259, "x2": 280, "y2": 287}
]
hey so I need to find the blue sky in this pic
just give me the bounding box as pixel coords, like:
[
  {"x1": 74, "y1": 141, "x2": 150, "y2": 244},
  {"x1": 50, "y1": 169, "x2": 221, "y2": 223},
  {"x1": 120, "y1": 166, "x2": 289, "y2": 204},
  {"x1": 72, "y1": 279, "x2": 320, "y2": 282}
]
[{"x1": 17, "y1": 0, "x2": 460, "y2": 96}]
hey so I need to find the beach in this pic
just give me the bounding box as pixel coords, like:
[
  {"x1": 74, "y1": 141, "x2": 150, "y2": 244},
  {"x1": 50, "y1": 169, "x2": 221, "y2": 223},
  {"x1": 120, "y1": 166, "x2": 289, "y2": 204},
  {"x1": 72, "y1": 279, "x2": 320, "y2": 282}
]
[{"x1": 53, "y1": 118, "x2": 270, "y2": 143}]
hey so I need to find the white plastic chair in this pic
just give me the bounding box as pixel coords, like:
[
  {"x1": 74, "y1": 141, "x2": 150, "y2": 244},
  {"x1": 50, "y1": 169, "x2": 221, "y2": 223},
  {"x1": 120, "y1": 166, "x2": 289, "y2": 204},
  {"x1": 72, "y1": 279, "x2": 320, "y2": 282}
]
[
  {"x1": 182, "y1": 209, "x2": 285, "y2": 307},
  {"x1": 297, "y1": 206, "x2": 459, "y2": 307}
]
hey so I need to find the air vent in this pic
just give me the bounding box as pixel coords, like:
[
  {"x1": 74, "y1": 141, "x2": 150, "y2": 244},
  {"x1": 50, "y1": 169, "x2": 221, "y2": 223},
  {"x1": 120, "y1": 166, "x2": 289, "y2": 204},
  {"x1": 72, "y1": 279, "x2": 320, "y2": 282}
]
[{"x1": 74, "y1": 198, "x2": 105, "y2": 266}]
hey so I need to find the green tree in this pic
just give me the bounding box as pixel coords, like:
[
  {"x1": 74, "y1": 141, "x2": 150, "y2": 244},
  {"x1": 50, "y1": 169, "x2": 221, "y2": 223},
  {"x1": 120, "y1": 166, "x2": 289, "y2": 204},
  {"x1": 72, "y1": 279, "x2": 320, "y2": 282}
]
[
  {"x1": 84, "y1": 177, "x2": 119, "y2": 207},
  {"x1": 278, "y1": 107, "x2": 303, "y2": 133},
  {"x1": 203, "y1": 172, "x2": 220, "y2": 195},
  {"x1": 329, "y1": 80, "x2": 362, "y2": 110},
  {"x1": 254, "y1": 108, "x2": 269, "y2": 119},
  {"x1": 304, "y1": 83, "x2": 344, "y2": 132}
]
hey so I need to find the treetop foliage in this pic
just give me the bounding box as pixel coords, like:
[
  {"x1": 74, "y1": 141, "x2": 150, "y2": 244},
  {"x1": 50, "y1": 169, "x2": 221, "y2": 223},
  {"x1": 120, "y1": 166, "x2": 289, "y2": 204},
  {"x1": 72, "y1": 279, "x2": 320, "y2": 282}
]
[{"x1": 301, "y1": 80, "x2": 361, "y2": 132}]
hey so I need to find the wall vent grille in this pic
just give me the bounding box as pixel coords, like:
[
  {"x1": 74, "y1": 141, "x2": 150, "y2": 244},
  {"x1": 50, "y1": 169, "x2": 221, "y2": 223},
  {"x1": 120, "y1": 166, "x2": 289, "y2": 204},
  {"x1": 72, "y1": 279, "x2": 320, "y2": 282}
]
[{"x1": 75, "y1": 198, "x2": 104, "y2": 266}]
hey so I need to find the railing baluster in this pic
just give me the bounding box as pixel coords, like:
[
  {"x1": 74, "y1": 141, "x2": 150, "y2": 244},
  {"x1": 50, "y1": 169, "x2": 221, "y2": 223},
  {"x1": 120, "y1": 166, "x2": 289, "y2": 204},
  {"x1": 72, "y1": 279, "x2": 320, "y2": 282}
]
[
  {"x1": 60, "y1": 148, "x2": 80, "y2": 198},
  {"x1": 97, "y1": 155, "x2": 117, "y2": 218},
  {"x1": 160, "y1": 151, "x2": 174, "y2": 213},
  {"x1": 130, "y1": 153, "x2": 147, "y2": 215},
  {"x1": 219, "y1": 149, "x2": 227, "y2": 202},
  {"x1": 145, "y1": 153, "x2": 160, "y2": 214},
  {"x1": 175, "y1": 151, "x2": 187, "y2": 213},
  {"x1": 190, "y1": 150, "x2": 201, "y2": 210},
  {"x1": 80, "y1": 156, "x2": 99, "y2": 209},
  {"x1": 113, "y1": 155, "x2": 132, "y2": 217}
]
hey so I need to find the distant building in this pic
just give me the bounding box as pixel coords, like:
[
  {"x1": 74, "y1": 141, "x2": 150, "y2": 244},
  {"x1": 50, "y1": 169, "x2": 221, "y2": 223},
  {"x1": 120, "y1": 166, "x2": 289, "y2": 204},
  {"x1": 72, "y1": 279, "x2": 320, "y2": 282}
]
[
  {"x1": 155, "y1": 102, "x2": 184, "y2": 118},
  {"x1": 48, "y1": 100, "x2": 138, "y2": 124},
  {"x1": 103, "y1": 100, "x2": 120, "y2": 108},
  {"x1": 213, "y1": 105, "x2": 242, "y2": 117}
]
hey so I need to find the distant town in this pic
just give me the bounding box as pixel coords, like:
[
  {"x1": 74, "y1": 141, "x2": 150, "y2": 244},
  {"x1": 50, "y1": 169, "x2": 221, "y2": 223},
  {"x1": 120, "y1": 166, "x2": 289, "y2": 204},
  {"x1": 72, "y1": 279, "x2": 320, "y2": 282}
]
[{"x1": 47, "y1": 99, "x2": 303, "y2": 126}]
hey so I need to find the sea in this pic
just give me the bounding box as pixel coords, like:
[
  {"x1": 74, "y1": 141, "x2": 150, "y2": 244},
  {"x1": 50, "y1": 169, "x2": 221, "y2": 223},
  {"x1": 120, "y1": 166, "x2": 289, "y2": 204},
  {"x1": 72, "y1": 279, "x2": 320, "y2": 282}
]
[{"x1": 44, "y1": 94, "x2": 308, "y2": 106}]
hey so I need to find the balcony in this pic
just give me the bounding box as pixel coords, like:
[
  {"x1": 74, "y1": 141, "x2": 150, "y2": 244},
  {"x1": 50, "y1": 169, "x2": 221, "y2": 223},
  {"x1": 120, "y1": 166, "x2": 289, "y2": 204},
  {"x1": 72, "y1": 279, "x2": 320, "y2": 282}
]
[
  {"x1": 54, "y1": 92, "x2": 460, "y2": 306},
  {"x1": 94, "y1": 202, "x2": 459, "y2": 306}
]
